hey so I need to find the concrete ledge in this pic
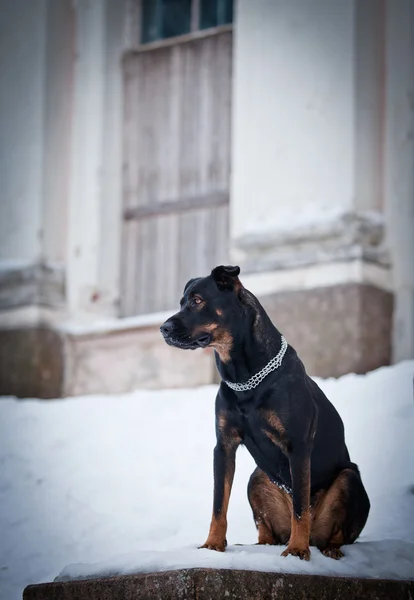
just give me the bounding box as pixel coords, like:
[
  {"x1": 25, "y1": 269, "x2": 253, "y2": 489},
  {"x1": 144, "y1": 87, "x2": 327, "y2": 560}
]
[
  {"x1": 261, "y1": 283, "x2": 393, "y2": 378},
  {"x1": 23, "y1": 568, "x2": 414, "y2": 600},
  {"x1": 232, "y1": 211, "x2": 389, "y2": 273},
  {"x1": 0, "y1": 262, "x2": 65, "y2": 311},
  {"x1": 0, "y1": 327, "x2": 64, "y2": 398},
  {"x1": 0, "y1": 282, "x2": 393, "y2": 397},
  {"x1": 0, "y1": 320, "x2": 215, "y2": 398},
  {"x1": 62, "y1": 323, "x2": 215, "y2": 396}
]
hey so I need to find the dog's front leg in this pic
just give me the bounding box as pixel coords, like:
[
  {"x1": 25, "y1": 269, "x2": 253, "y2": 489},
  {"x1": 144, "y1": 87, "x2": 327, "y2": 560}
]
[
  {"x1": 199, "y1": 441, "x2": 237, "y2": 552},
  {"x1": 282, "y1": 450, "x2": 311, "y2": 560}
]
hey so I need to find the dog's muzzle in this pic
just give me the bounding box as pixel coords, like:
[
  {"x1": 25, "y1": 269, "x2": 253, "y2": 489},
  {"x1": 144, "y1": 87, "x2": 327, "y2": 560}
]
[{"x1": 160, "y1": 318, "x2": 211, "y2": 350}]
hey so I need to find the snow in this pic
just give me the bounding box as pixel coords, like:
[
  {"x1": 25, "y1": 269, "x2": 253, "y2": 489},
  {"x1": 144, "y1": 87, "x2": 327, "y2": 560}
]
[{"x1": 0, "y1": 362, "x2": 414, "y2": 600}]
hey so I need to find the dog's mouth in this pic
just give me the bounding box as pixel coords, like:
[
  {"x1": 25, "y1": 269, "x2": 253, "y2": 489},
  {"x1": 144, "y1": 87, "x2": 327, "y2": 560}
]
[{"x1": 163, "y1": 333, "x2": 212, "y2": 350}]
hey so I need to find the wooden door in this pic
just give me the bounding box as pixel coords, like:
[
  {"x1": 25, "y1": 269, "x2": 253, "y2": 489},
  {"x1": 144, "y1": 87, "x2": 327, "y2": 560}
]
[{"x1": 121, "y1": 29, "x2": 232, "y2": 316}]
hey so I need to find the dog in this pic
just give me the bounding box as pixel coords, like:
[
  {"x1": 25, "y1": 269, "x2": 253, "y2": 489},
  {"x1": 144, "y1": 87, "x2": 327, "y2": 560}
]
[{"x1": 160, "y1": 265, "x2": 370, "y2": 560}]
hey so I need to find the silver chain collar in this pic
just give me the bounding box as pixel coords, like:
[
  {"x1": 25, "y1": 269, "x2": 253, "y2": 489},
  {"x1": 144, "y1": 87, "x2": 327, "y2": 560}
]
[{"x1": 223, "y1": 336, "x2": 288, "y2": 392}]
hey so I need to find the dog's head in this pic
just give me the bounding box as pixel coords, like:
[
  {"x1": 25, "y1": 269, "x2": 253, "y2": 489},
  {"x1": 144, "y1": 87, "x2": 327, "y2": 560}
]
[{"x1": 160, "y1": 265, "x2": 243, "y2": 361}]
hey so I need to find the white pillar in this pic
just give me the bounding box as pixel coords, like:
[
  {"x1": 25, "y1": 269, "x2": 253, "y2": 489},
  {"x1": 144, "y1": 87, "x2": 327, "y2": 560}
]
[
  {"x1": 231, "y1": 0, "x2": 356, "y2": 243},
  {"x1": 41, "y1": 0, "x2": 74, "y2": 266},
  {"x1": 97, "y1": 0, "x2": 127, "y2": 318},
  {"x1": 66, "y1": 0, "x2": 126, "y2": 320},
  {"x1": 385, "y1": 0, "x2": 414, "y2": 362},
  {"x1": 0, "y1": 0, "x2": 47, "y2": 263}
]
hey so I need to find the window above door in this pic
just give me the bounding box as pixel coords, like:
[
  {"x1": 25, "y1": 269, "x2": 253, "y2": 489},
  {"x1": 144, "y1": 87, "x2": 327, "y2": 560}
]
[{"x1": 141, "y1": 0, "x2": 234, "y2": 44}]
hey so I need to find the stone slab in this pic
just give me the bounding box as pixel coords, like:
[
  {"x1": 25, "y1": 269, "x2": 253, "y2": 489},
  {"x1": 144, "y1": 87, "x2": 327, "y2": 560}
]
[
  {"x1": 0, "y1": 283, "x2": 393, "y2": 397},
  {"x1": 0, "y1": 327, "x2": 64, "y2": 398},
  {"x1": 261, "y1": 283, "x2": 393, "y2": 378},
  {"x1": 23, "y1": 568, "x2": 414, "y2": 600},
  {"x1": 63, "y1": 325, "x2": 214, "y2": 396}
]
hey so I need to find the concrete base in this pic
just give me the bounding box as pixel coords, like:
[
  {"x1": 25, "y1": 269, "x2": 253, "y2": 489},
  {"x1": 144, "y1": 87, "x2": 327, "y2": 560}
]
[
  {"x1": 0, "y1": 322, "x2": 214, "y2": 399},
  {"x1": 63, "y1": 324, "x2": 215, "y2": 396},
  {"x1": 0, "y1": 283, "x2": 393, "y2": 398},
  {"x1": 23, "y1": 569, "x2": 414, "y2": 600},
  {"x1": 0, "y1": 327, "x2": 64, "y2": 399},
  {"x1": 261, "y1": 283, "x2": 393, "y2": 378}
]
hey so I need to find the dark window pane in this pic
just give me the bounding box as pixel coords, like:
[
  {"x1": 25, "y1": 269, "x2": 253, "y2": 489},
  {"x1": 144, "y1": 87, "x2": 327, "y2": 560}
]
[
  {"x1": 141, "y1": 0, "x2": 191, "y2": 43},
  {"x1": 200, "y1": 0, "x2": 218, "y2": 29},
  {"x1": 141, "y1": 0, "x2": 162, "y2": 43},
  {"x1": 200, "y1": 0, "x2": 233, "y2": 30},
  {"x1": 221, "y1": 0, "x2": 234, "y2": 25},
  {"x1": 162, "y1": 0, "x2": 191, "y2": 38}
]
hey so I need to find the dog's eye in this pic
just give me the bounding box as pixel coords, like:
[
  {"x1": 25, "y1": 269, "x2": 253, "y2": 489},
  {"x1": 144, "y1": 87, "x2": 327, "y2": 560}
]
[{"x1": 193, "y1": 297, "x2": 202, "y2": 306}]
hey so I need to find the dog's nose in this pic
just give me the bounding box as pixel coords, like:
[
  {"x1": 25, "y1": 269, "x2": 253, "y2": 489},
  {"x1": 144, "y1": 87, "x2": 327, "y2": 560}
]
[{"x1": 160, "y1": 321, "x2": 174, "y2": 337}]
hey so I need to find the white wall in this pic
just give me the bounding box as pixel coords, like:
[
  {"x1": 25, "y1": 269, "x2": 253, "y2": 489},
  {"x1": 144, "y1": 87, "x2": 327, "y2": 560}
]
[
  {"x1": 41, "y1": 0, "x2": 74, "y2": 265},
  {"x1": 66, "y1": 0, "x2": 126, "y2": 319},
  {"x1": 0, "y1": 0, "x2": 127, "y2": 321},
  {"x1": 66, "y1": 0, "x2": 107, "y2": 316},
  {"x1": 0, "y1": 0, "x2": 73, "y2": 268},
  {"x1": 231, "y1": 0, "x2": 414, "y2": 361},
  {"x1": 385, "y1": 0, "x2": 414, "y2": 362},
  {"x1": 231, "y1": 0, "x2": 356, "y2": 240},
  {"x1": 0, "y1": 0, "x2": 47, "y2": 263},
  {"x1": 354, "y1": 0, "x2": 385, "y2": 212},
  {"x1": 98, "y1": 0, "x2": 127, "y2": 317}
]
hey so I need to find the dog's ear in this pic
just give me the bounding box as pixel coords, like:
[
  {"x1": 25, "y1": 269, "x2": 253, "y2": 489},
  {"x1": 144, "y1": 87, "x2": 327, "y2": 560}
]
[
  {"x1": 211, "y1": 265, "x2": 241, "y2": 291},
  {"x1": 183, "y1": 277, "x2": 201, "y2": 294}
]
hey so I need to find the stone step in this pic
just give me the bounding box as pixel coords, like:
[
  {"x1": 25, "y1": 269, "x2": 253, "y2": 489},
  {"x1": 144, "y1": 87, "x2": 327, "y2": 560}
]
[{"x1": 23, "y1": 568, "x2": 414, "y2": 600}]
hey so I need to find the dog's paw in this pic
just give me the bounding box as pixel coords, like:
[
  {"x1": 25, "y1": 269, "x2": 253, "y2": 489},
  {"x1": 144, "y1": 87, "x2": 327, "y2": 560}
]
[
  {"x1": 198, "y1": 538, "x2": 227, "y2": 552},
  {"x1": 281, "y1": 545, "x2": 311, "y2": 561},
  {"x1": 321, "y1": 546, "x2": 344, "y2": 560}
]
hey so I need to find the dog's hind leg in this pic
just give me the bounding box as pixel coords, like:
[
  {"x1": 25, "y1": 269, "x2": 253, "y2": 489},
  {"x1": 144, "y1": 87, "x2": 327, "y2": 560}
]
[
  {"x1": 247, "y1": 468, "x2": 291, "y2": 546},
  {"x1": 311, "y1": 466, "x2": 370, "y2": 559}
]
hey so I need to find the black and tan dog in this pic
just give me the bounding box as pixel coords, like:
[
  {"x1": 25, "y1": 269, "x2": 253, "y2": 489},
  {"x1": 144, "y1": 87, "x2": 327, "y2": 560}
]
[{"x1": 160, "y1": 265, "x2": 370, "y2": 560}]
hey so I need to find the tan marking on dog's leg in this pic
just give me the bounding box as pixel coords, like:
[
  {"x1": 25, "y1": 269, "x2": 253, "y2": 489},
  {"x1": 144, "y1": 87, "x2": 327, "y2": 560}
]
[
  {"x1": 260, "y1": 409, "x2": 289, "y2": 453},
  {"x1": 282, "y1": 455, "x2": 311, "y2": 560},
  {"x1": 257, "y1": 521, "x2": 275, "y2": 545},
  {"x1": 310, "y1": 468, "x2": 356, "y2": 559},
  {"x1": 200, "y1": 477, "x2": 232, "y2": 552},
  {"x1": 248, "y1": 468, "x2": 292, "y2": 545},
  {"x1": 217, "y1": 412, "x2": 242, "y2": 445},
  {"x1": 282, "y1": 511, "x2": 311, "y2": 560}
]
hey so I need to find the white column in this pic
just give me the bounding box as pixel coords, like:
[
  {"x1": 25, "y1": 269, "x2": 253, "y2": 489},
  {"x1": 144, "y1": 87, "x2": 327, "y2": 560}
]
[
  {"x1": 0, "y1": 0, "x2": 47, "y2": 263},
  {"x1": 66, "y1": 0, "x2": 107, "y2": 318},
  {"x1": 98, "y1": 0, "x2": 128, "y2": 318},
  {"x1": 231, "y1": 0, "x2": 356, "y2": 242},
  {"x1": 66, "y1": 0, "x2": 127, "y2": 320},
  {"x1": 353, "y1": 0, "x2": 385, "y2": 212},
  {"x1": 385, "y1": 0, "x2": 414, "y2": 362},
  {"x1": 41, "y1": 0, "x2": 74, "y2": 266}
]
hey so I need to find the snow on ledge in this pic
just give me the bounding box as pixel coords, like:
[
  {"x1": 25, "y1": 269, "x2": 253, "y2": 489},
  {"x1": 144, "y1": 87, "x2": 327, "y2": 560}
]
[
  {"x1": 58, "y1": 310, "x2": 174, "y2": 336},
  {"x1": 57, "y1": 539, "x2": 414, "y2": 583}
]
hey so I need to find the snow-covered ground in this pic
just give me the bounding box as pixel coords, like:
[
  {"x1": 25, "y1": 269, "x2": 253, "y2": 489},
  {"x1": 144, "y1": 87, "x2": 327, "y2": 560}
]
[{"x1": 1, "y1": 362, "x2": 414, "y2": 599}]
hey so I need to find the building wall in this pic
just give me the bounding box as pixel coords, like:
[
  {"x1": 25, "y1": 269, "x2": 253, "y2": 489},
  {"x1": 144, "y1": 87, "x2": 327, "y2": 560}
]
[
  {"x1": 229, "y1": 0, "x2": 407, "y2": 374},
  {"x1": 66, "y1": 0, "x2": 126, "y2": 321},
  {"x1": 231, "y1": 0, "x2": 356, "y2": 242},
  {"x1": 385, "y1": 0, "x2": 414, "y2": 362},
  {"x1": 0, "y1": 0, "x2": 47, "y2": 263},
  {"x1": 230, "y1": 0, "x2": 391, "y2": 280},
  {"x1": 0, "y1": 0, "x2": 73, "y2": 316},
  {"x1": 0, "y1": 0, "x2": 412, "y2": 398},
  {"x1": 0, "y1": 0, "x2": 124, "y2": 321},
  {"x1": 41, "y1": 0, "x2": 74, "y2": 266}
]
